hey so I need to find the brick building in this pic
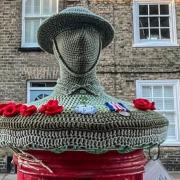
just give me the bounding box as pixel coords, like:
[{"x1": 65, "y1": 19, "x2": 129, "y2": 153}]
[{"x1": 0, "y1": 0, "x2": 180, "y2": 172}]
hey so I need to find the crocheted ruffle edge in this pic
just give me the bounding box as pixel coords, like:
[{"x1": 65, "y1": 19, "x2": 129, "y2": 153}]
[
  {"x1": 0, "y1": 126, "x2": 168, "y2": 154},
  {"x1": 0, "y1": 111, "x2": 168, "y2": 153}
]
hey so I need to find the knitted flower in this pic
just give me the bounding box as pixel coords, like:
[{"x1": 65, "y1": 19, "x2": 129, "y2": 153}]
[
  {"x1": 16, "y1": 103, "x2": 24, "y2": 113},
  {"x1": 38, "y1": 100, "x2": 64, "y2": 116},
  {"x1": 3, "y1": 103, "x2": 20, "y2": 117},
  {"x1": 133, "y1": 98, "x2": 156, "y2": 111},
  {"x1": 0, "y1": 103, "x2": 8, "y2": 115},
  {"x1": 20, "y1": 105, "x2": 37, "y2": 117}
]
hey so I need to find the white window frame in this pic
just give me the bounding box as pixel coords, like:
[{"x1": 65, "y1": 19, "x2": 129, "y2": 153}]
[
  {"x1": 133, "y1": 0, "x2": 179, "y2": 47},
  {"x1": 22, "y1": 0, "x2": 59, "y2": 47},
  {"x1": 27, "y1": 80, "x2": 56, "y2": 103},
  {"x1": 136, "y1": 80, "x2": 180, "y2": 146}
]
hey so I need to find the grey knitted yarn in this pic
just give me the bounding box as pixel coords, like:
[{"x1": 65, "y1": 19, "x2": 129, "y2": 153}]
[
  {"x1": 55, "y1": 25, "x2": 100, "y2": 75},
  {"x1": 52, "y1": 26, "x2": 104, "y2": 96}
]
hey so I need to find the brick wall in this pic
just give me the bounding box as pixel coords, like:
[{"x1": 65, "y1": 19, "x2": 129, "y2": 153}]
[
  {"x1": 0, "y1": 158, "x2": 6, "y2": 173},
  {"x1": 160, "y1": 147, "x2": 180, "y2": 171},
  {"x1": 0, "y1": 0, "x2": 180, "y2": 171}
]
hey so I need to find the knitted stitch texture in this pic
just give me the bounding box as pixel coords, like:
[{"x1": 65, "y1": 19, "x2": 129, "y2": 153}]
[{"x1": 0, "y1": 7, "x2": 168, "y2": 153}]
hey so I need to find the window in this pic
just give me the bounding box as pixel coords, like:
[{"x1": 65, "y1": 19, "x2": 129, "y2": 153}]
[
  {"x1": 27, "y1": 81, "x2": 56, "y2": 103},
  {"x1": 22, "y1": 0, "x2": 58, "y2": 47},
  {"x1": 136, "y1": 80, "x2": 180, "y2": 145},
  {"x1": 133, "y1": 0, "x2": 178, "y2": 47}
]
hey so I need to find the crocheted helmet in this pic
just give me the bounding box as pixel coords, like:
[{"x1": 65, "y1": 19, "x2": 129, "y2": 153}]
[
  {"x1": 37, "y1": 6, "x2": 114, "y2": 54},
  {"x1": 0, "y1": 6, "x2": 168, "y2": 154}
]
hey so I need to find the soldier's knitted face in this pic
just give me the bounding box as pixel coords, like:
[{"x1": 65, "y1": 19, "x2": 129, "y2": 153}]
[{"x1": 53, "y1": 25, "x2": 101, "y2": 74}]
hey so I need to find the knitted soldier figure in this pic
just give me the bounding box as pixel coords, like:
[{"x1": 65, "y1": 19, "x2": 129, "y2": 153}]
[
  {"x1": 0, "y1": 6, "x2": 169, "y2": 180},
  {"x1": 0, "y1": 6, "x2": 168, "y2": 157}
]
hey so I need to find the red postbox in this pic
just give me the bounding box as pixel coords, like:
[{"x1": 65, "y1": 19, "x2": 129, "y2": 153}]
[{"x1": 13, "y1": 149, "x2": 147, "y2": 180}]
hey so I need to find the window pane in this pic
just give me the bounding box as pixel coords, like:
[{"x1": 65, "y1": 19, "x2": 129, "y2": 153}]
[
  {"x1": 163, "y1": 112, "x2": 175, "y2": 124},
  {"x1": 25, "y1": 19, "x2": 40, "y2": 43},
  {"x1": 164, "y1": 86, "x2": 173, "y2": 97},
  {"x1": 45, "y1": 82, "x2": 57, "y2": 87},
  {"x1": 150, "y1": 29, "x2": 159, "y2": 39},
  {"x1": 150, "y1": 5, "x2": 159, "y2": 15},
  {"x1": 24, "y1": 0, "x2": 58, "y2": 46},
  {"x1": 34, "y1": 93, "x2": 49, "y2": 101},
  {"x1": 160, "y1": 5, "x2": 169, "y2": 15},
  {"x1": 139, "y1": 5, "x2": 148, "y2": 15},
  {"x1": 30, "y1": 90, "x2": 53, "y2": 102},
  {"x1": 164, "y1": 99, "x2": 174, "y2": 110},
  {"x1": 167, "y1": 124, "x2": 176, "y2": 137},
  {"x1": 52, "y1": 0, "x2": 57, "y2": 14},
  {"x1": 25, "y1": 0, "x2": 33, "y2": 15},
  {"x1": 140, "y1": 29, "x2": 149, "y2": 39},
  {"x1": 142, "y1": 86, "x2": 152, "y2": 97},
  {"x1": 42, "y1": 0, "x2": 50, "y2": 15},
  {"x1": 150, "y1": 17, "x2": 159, "y2": 27},
  {"x1": 161, "y1": 29, "x2": 170, "y2": 39},
  {"x1": 31, "y1": 82, "x2": 56, "y2": 87},
  {"x1": 137, "y1": 82, "x2": 177, "y2": 141},
  {"x1": 25, "y1": 20, "x2": 32, "y2": 43},
  {"x1": 153, "y1": 98, "x2": 163, "y2": 110},
  {"x1": 153, "y1": 86, "x2": 162, "y2": 97},
  {"x1": 34, "y1": 0, "x2": 40, "y2": 15},
  {"x1": 32, "y1": 19, "x2": 41, "y2": 43},
  {"x1": 31, "y1": 82, "x2": 46, "y2": 87},
  {"x1": 160, "y1": 17, "x2": 169, "y2": 27},
  {"x1": 139, "y1": 17, "x2": 148, "y2": 27}
]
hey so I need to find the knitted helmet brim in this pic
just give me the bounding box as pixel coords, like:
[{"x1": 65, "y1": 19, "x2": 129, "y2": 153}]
[{"x1": 37, "y1": 7, "x2": 115, "y2": 54}]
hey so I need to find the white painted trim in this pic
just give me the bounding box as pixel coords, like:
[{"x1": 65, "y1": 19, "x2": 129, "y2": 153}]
[
  {"x1": 133, "y1": 42, "x2": 179, "y2": 47},
  {"x1": 27, "y1": 80, "x2": 56, "y2": 103},
  {"x1": 162, "y1": 142, "x2": 180, "y2": 146},
  {"x1": 21, "y1": 0, "x2": 25, "y2": 47},
  {"x1": 133, "y1": 0, "x2": 178, "y2": 47},
  {"x1": 22, "y1": 42, "x2": 39, "y2": 47},
  {"x1": 136, "y1": 80, "x2": 179, "y2": 94},
  {"x1": 136, "y1": 79, "x2": 180, "y2": 145},
  {"x1": 27, "y1": 81, "x2": 31, "y2": 104},
  {"x1": 176, "y1": 80, "x2": 180, "y2": 142},
  {"x1": 56, "y1": 0, "x2": 59, "y2": 14},
  {"x1": 170, "y1": 0, "x2": 178, "y2": 46},
  {"x1": 134, "y1": 0, "x2": 174, "y2": 3},
  {"x1": 21, "y1": 0, "x2": 59, "y2": 48}
]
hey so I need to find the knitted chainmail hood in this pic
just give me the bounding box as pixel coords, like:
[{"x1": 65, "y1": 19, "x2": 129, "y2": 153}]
[
  {"x1": 53, "y1": 25, "x2": 104, "y2": 96},
  {"x1": 0, "y1": 6, "x2": 168, "y2": 154}
]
